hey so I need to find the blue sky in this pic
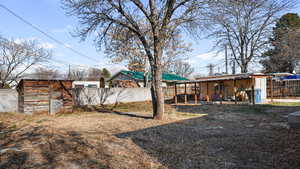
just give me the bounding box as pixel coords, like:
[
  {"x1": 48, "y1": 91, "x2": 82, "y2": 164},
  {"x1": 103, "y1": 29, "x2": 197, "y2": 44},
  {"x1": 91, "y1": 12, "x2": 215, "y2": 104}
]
[{"x1": 0, "y1": 0, "x2": 300, "y2": 75}]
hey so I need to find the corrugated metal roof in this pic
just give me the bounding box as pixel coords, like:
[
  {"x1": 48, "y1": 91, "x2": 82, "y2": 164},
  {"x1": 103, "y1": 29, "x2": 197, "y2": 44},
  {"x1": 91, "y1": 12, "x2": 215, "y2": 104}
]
[{"x1": 176, "y1": 73, "x2": 268, "y2": 84}]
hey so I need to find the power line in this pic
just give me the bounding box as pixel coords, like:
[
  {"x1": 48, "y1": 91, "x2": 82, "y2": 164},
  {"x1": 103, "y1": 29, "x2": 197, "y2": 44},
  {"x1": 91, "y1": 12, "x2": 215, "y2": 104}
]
[{"x1": 0, "y1": 4, "x2": 100, "y2": 63}]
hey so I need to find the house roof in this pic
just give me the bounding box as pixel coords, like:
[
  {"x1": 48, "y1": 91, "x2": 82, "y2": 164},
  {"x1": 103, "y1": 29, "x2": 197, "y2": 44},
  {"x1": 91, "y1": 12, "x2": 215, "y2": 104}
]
[
  {"x1": 109, "y1": 70, "x2": 188, "y2": 82},
  {"x1": 176, "y1": 73, "x2": 269, "y2": 84}
]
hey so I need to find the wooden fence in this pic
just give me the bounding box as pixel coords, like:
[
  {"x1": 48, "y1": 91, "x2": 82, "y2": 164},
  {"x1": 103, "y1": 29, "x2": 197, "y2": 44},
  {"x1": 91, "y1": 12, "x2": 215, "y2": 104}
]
[{"x1": 267, "y1": 79, "x2": 300, "y2": 98}]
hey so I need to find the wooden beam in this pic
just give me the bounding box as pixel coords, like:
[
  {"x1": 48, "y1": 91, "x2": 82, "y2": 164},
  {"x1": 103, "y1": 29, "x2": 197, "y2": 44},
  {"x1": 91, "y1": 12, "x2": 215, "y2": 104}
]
[{"x1": 184, "y1": 83, "x2": 187, "y2": 104}]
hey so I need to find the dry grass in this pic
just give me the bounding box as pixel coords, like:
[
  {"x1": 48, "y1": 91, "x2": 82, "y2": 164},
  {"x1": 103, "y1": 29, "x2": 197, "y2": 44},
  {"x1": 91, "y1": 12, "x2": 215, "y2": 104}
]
[{"x1": 1, "y1": 102, "x2": 300, "y2": 169}]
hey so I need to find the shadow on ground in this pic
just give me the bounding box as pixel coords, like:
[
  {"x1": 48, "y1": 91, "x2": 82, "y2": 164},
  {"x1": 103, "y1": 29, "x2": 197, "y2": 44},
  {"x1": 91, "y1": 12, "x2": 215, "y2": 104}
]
[
  {"x1": 0, "y1": 126, "x2": 110, "y2": 169},
  {"x1": 0, "y1": 124, "x2": 163, "y2": 169},
  {"x1": 116, "y1": 104, "x2": 300, "y2": 169}
]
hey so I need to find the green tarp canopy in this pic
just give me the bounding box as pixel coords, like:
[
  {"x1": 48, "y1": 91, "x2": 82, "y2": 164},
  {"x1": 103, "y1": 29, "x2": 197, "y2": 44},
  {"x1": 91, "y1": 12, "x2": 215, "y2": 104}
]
[{"x1": 121, "y1": 71, "x2": 188, "y2": 81}]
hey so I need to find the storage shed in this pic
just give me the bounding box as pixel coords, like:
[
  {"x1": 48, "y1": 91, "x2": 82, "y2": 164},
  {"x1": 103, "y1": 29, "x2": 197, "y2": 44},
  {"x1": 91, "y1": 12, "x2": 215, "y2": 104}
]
[
  {"x1": 17, "y1": 79, "x2": 73, "y2": 114},
  {"x1": 173, "y1": 73, "x2": 269, "y2": 104}
]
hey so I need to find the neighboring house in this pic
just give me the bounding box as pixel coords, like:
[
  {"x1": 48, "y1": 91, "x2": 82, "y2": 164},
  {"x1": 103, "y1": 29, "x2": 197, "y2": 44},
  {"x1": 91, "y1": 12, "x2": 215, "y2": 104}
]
[
  {"x1": 108, "y1": 70, "x2": 188, "y2": 88},
  {"x1": 73, "y1": 81, "x2": 100, "y2": 88}
]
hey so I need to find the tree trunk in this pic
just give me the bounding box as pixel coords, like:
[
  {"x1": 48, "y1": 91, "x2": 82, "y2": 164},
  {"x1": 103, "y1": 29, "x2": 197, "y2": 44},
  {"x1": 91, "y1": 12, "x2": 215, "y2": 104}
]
[
  {"x1": 151, "y1": 65, "x2": 164, "y2": 120},
  {"x1": 151, "y1": 38, "x2": 165, "y2": 120},
  {"x1": 240, "y1": 64, "x2": 248, "y2": 73}
]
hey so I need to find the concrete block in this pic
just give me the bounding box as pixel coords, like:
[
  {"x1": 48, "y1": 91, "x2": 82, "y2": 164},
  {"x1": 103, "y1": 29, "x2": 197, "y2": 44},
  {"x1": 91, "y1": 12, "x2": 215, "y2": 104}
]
[
  {"x1": 288, "y1": 111, "x2": 300, "y2": 128},
  {"x1": 0, "y1": 89, "x2": 18, "y2": 113}
]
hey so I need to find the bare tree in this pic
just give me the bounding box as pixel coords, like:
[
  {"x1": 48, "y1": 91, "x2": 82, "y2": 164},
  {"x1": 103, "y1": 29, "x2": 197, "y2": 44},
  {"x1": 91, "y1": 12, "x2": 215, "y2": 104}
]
[
  {"x1": 105, "y1": 26, "x2": 192, "y2": 72},
  {"x1": 0, "y1": 36, "x2": 51, "y2": 88},
  {"x1": 203, "y1": 0, "x2": 295, "y2": 73},
  {"x1": 87, "y1": 68, "x2": 102, "y2": 81},
  {"x1": 33, "y1": 67, "x2": 60, "y2": 80},
  {"x1": 62, "y1": 0, "x2": 204, "y2": 119},
  {"x1": 69, "y1": 68, "x2": 87, "y2": 81},
  {"x1": 168, "y1": 60, "x2": 194, "y2": 78}
]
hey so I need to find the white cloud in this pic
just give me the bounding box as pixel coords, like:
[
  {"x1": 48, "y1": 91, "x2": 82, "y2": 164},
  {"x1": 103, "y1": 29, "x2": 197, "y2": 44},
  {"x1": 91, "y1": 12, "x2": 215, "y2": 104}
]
[
  {"x1": 51, "y1": 25, "x2": 73, "y2": 33},
  {"x1": 39, "y1": 42, "x2": 56, "y2": 49},
  {"x1": 195, "y1": 51, "x2": 224, "y2": 60},
  {"x1": 187, "y1": 51, "x2": 227, "y2": 75},
  {"x1": 64, "y1": 43, "x2": 72, "y2": 48},
  {"x1": 14, "y1": 37, "x2": 56, "y2": 49},
  {"x1": 14, "y1": 37, "x2": 39, "y2": 44}
]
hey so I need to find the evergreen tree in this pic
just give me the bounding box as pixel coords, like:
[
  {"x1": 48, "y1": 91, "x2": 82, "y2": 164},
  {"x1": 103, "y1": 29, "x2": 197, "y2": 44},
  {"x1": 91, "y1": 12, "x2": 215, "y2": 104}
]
[
  {"x1": 261, "y1": 13, "x2": 300, "y2": 73},
  {"x1": 101, "y1": 68, "x2": 111, "y2": 79}
]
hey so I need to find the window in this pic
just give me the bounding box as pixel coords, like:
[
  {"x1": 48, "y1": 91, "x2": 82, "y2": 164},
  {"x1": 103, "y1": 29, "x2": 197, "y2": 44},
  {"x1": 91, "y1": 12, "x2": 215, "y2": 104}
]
[
  {"x1": 74, "y1": 85, "x2": 84, "y2": 88},
  {"x1": 87, "y1": 84, "x2": 97, "y2": 88}
]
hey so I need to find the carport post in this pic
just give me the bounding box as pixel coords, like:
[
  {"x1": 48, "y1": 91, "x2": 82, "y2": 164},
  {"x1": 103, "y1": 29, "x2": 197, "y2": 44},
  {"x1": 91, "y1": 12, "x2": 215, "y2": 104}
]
[
  {"x1": 199, "y1": 82, "x2": 201, "y2": 101},
  {"x1": 194, "y1": 82, "x2": 197, "y2": 104},
  {"x1": 234, "y1": 79, "x2": 237, "y2": 104},
  {"x1": 206, "y1": 82, "x2": 209, "y2": 102},
  {"x1": 174, "y1": 83, "x2": 178, "y2": 105},
  {"x1": 270, "y1": 77, "x2": 273, "y2": 102},
  {"x1": 218, "y1": 81, "x2": 222, "y2": 105},
  {"x1": 184, "y1": 83, "x2": 187, "y2": 104},
  {"x1": 251, "y1": 78, "x2": 255, "y2": 105}
]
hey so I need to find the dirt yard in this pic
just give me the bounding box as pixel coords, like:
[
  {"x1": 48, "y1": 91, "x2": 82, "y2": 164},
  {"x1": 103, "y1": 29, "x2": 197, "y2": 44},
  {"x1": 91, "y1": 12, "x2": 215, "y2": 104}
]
[{"x1": 1, "y1": 102, "x2": 300, "y2": 169}]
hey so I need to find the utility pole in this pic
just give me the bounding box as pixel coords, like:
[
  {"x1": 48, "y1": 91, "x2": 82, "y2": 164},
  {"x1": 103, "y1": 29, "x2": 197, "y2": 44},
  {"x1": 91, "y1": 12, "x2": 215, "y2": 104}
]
[
  {"x1": 68, "y1": 64, "x2": 71, "y2": 80},
  {"x1": 225, "y1": 45, "x2": 228, "y2": 74},
  {"x1": 207, "y1": 64, "x2": 215, "y2": 76}
]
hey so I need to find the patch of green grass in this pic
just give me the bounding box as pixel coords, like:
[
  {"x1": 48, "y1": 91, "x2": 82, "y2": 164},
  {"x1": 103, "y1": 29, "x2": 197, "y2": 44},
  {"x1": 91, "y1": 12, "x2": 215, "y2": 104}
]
[
  {"x1": 35, "y1": 119, "x2": 50, "y2": 124},
  {"x1": 271, "y1": 102, "x2": 300, "y2": 106},
  {"x1": 229, "y1": 105, "x2": 272, "y2": 115},
  {"x1": 113, "y1": 102, "x2": 153, "y2": 113}
]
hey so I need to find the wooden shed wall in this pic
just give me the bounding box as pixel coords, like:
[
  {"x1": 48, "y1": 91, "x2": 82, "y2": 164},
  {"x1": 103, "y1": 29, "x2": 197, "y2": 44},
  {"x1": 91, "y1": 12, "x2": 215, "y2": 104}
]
[{"x1": 18, "y1": 80, "x2": 73, "y2": 114}]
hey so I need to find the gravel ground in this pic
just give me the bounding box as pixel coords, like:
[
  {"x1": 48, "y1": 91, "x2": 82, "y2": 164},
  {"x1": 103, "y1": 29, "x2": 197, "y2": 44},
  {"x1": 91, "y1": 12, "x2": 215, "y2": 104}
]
[{"x1": 1, "y1": 102, "x2": 300, "y2": 169}]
